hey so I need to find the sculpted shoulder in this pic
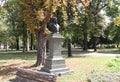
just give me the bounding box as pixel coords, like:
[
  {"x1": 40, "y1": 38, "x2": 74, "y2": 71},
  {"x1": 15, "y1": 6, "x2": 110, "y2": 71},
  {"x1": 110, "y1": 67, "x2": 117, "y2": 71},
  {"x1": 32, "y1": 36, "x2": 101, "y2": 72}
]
[{"x1": 47, "y1": 17, "x2": 60, "y2": 33}]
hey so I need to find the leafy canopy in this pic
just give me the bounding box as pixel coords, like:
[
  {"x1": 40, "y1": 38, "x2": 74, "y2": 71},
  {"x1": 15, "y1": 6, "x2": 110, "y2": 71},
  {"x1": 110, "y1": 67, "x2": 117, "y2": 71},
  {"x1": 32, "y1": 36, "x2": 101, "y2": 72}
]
[
  {"x1": 20, "y1": 0, "x2": 91, "y2": 34},
  {"x1": 114, "y1": 15, "x2": 120, "y2": 27},
  {"x1": 20, "y1": 0, "x2": 68, "y2": 34}
]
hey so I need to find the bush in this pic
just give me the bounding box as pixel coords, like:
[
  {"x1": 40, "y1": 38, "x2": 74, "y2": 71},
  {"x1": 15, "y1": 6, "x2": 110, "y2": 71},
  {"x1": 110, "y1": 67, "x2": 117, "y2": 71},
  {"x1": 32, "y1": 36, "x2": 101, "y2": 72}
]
[{"x1": 108, "y1": 57, "x2": 120, "y2": 71}]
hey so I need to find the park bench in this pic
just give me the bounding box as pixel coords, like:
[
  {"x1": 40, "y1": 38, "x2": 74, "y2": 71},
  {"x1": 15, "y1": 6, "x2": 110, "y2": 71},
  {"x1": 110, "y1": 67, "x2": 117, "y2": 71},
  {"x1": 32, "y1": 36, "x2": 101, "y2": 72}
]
[{"x1": 15, "y1": 67, "x2": 57, "y2": 82}]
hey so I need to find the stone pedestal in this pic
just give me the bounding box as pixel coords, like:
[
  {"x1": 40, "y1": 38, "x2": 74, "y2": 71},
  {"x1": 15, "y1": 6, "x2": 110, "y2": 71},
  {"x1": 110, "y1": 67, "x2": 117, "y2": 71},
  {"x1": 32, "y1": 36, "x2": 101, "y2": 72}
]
[{"x1": 41, "y1": 33, "x2": 70, "y2": 75}]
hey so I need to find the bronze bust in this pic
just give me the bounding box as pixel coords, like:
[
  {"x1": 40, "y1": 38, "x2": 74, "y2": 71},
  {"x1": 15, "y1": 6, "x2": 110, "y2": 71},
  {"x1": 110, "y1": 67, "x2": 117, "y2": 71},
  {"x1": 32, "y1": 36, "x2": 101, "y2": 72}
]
[{"x1": 47, "y1": 17, "x2": 60, "y2": 33}]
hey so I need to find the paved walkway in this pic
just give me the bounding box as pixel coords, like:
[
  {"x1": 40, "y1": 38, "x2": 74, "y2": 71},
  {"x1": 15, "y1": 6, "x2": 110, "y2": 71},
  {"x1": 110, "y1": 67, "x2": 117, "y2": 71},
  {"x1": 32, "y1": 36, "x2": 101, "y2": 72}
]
[
  {"x1": 62, "y1": 50, "x2": 120, "y2": 57},
  {"x1": 80, "y1": 52, "x2": 120, "y2": 57}
]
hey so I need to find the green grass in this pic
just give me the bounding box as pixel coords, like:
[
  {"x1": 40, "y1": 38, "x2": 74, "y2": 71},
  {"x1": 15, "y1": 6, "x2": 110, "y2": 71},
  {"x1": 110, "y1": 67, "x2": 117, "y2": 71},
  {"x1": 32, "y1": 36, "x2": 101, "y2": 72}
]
[
  {"x1": 0, "y1": 50, "x2": 37, "y2": 60},
  {"x1": 59, "y1": 56, "x2": 113, "y2": 82},
  {"x1": 98, "y1": 48, "x2": 120, "y2": 54},
  {"x1": 0, "y1": 49, "x2": 116, "y2": 82},
  {"x1": 108, "y1": 57, "x2": 120, "y2": 71}
]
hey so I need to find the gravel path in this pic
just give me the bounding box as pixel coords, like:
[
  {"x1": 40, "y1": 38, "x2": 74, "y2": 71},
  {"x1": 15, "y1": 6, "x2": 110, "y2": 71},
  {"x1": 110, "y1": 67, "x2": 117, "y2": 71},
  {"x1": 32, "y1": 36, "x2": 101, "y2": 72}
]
[{"x1": 80, "y1": 52, "x2": 120, "y2": 57}]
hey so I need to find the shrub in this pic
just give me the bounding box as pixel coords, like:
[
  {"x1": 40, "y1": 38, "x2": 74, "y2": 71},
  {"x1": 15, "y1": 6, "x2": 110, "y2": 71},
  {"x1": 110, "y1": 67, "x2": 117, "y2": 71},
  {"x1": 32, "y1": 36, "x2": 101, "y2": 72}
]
[{"x1": 108, "y1": 57, "x2": 120, "y2": 71}]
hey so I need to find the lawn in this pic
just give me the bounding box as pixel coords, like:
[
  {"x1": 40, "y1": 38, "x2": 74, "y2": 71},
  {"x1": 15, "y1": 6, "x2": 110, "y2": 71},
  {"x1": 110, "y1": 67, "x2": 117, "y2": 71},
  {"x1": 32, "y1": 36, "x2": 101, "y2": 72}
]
[
  {"x1": 0, "y1": 49, "x2": 116, "y2": 82},
  {"x1": 59, "y1": 56, "x2": 113, "y2": 82}
]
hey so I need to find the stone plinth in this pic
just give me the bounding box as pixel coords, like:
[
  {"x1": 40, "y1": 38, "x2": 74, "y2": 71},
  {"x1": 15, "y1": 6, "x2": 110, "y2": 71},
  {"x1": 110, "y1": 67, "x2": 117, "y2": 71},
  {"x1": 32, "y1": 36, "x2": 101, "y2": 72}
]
[{"x1": 41, "y1": 33, "x2": 70, "y2": 75}]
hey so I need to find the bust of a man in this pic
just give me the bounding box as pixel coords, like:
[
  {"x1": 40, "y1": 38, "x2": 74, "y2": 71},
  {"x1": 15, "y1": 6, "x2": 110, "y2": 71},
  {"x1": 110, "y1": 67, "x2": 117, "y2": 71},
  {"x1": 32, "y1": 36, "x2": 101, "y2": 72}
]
[{"x1": 47, "y1": 17, "x2": 60, "y2": 33}]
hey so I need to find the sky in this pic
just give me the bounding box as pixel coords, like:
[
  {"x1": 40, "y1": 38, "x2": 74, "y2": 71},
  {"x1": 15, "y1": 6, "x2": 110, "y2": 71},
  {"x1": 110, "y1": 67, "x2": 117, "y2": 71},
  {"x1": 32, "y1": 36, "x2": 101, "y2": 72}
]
[
  {"x1": 99, "y1": 10, "x2": 111, "y2": 24},
  {"x1": 0, "y1": 0, "x2": 6, "y2": 6}
]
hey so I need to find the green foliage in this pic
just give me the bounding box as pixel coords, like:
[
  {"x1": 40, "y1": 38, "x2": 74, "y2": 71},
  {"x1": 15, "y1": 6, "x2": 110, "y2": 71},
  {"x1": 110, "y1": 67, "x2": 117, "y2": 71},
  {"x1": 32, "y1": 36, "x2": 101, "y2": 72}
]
[
  {"x1": 104, "y1": 0, "x2": 120, "y2": 47},
  {"x1": 0, "y1": 0, "x2": 31, "y2": 50},
  {"x1": 3, "y1": 0, "x2": 25, "y2": 37},
  {"x1": 114, "y1": 15, "x2": 120, "y2": 27},
  {"x1": 106, "y1": 0, "x2": 120, "y2": 18},
  {"x1": 113, "y1": 27, "x2": 120, "y2": 46},
  {"x1": 0, "y1": 11, "x2": 10, "y2": 44},
  {"x1": 108, "y1": 57, "x2": 120, "y2": 71}
]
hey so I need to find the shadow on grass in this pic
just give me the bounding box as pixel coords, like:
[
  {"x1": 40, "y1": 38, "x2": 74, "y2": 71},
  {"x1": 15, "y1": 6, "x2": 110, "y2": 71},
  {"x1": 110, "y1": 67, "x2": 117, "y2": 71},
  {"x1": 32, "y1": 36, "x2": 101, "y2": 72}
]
[
  {"x1": 65, "y1": 56, "x2": 87, "y2": 59},
  {"x1": 0, "y1": 49, "x2": 90, "y2": 60},
  {"x1": 98, "y1": 48, "x2": 120, "y2": 54},
  {"x1": 0, "y1": 63, "x2": 20, "y2": 76},
  {"x1": 0, "y1": 50, "x2": 37, "y2": 60},
  {"x1": 0, "y1": 61, "x2": 37, "y2": 82}
]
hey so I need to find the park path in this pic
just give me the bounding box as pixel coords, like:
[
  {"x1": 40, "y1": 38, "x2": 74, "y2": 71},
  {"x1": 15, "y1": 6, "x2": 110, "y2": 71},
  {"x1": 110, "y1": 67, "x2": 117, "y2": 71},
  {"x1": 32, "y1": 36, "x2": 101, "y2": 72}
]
[
  {"x1": 62, "y1": 50, "x2": 120, "y2": 57},
  {"x1": 79, "y1": 52, "x2": 120, "y2": 57}
]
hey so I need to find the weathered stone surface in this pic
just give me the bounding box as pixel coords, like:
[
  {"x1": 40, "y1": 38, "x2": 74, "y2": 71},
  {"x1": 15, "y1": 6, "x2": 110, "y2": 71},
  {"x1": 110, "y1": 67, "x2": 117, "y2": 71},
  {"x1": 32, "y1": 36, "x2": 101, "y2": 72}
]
[
  {"x1": 15, "y1": 67, "x2": 57, "y2": 82},
  {"x1": 41, "y1": 33, "x2": 71, "y2": 75},
  {"x1": 87, "y1": 72, "x2": 120, "y2": 82}
]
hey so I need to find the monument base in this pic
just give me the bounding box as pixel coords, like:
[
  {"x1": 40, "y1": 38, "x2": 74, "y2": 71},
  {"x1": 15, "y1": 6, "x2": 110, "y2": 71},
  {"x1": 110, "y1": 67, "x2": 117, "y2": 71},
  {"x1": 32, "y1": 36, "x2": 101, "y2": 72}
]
[
  {"x1": 41, "y1": 57, "x2": 71, "y2": 75},
  {"x1": 41, "y1": 33, "x2": 71, "y2": 75}
]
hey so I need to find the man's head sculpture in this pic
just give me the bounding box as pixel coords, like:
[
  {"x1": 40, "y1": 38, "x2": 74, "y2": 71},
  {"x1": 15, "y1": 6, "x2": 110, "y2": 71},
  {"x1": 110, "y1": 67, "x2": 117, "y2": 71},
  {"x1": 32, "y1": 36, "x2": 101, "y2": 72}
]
[
  {"x1": 51, "y1": 17, "x2": 57, "y2": 24},
  {"x1": 47, "y1": 16, "x2": 60, "y2": 33}
]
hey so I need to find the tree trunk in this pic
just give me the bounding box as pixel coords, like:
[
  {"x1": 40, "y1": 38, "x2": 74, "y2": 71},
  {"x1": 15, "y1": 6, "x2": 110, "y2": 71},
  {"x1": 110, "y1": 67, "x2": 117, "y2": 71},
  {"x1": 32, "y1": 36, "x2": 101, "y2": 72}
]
[
  {"x1": 0, "y1": 43, "x2": 1, "y2": 49},
  {"x1": 46, "y1": 40, "x2": 49, "y2": 52},
  {"x1": 26, "y1": 33, "x2": 30, "y2": 51},
  {"x1": 116, "y1": 44, "x2": 119, "y2": 48},
  {"x1": 83, "y1": 30, "x2": 88, "y2": 51},
  {"x1": 93, "y1": 16, "x2": 97, "y2": 52},
  {"x1": 16, "y1": 36, "x2": 19, "y2": 50},
  {"x1": 93, "y1": 37, "x2": 97, "y2": 52},
  {"x1": 3, "y1": 42, "x2": 8, "y2": 51},
  {"x1": 3, "y1": 42, "x2": 6, "y2": 49},
  {"x1": 83, "y1": 16, "x2": 88, "y2": 51},
  {"x1": 23, "y1": 40, "x2": 26, "y2": 52},
  {"x1": 34, "y1": 31, "x2": 46, "y2": 67},
  {"x1": 22, "y1": 23, "x2": 27, "y2": 52},
  {"x1": 5, "y1": 42, "x2": 8, "y2": 51},
  {"x1": 30, "y1": 34, "x2": 33, "y2": 50},
  {"x1": 23, "y1": 34, "x2": 27, "y2": 52}
]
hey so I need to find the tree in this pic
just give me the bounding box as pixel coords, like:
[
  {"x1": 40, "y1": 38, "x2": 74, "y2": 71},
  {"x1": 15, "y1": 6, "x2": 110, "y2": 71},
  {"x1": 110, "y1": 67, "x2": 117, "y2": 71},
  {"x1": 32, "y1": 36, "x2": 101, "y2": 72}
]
[
  {"x1": 20, "y1": 0, "x2": 92, "y2": 66},
  {"x1": 113, "y1": 15, "x2": 120, "y2": 47},
  {"x1": 84, "y1": 0, "x2": 108, "y2": 51},
  {"x1": 3, "y1": 0, "x2": 32, "y2": 51},
  {"x1": 19, "y1": 0, "x2": 69, "y2": 66},
  {"x1": 74, "y1": 0, "x2": 107, "y2": 51},
  {"x1": 0, "y1": 3, "x2": 10, "y2": 50},
  {"x1": 105, "y1": 0, "x2": 120, "y2": 48},
  {"x1": 106, "y1": 0, "x2": 120, "y2": 18},
  {"x1": 3, "y1": 0, "x2": 25, "y2": 50}
]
